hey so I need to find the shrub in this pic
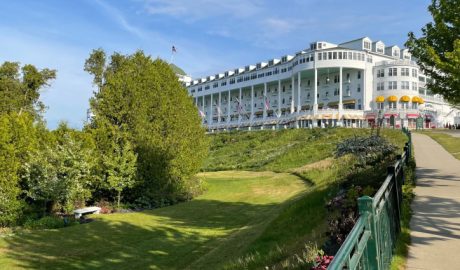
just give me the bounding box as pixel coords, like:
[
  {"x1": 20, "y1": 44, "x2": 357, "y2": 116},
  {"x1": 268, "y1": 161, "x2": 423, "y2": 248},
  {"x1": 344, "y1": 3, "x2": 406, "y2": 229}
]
[
  {"x1": 335, "y1": 135, "x2": 397, "y2": 165},
  {"x1": 23, "y1": 216, "x2": 68, "y2": 230}
]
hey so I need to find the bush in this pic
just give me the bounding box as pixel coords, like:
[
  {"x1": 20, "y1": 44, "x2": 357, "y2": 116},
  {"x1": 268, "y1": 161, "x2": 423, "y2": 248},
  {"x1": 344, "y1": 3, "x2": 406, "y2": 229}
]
[
  {"x1": 23, "y1": 216, "x2": 69, "y2": 230},
  {"x1": 335, "y1": 135, "x2": 397, "y2": 165}
]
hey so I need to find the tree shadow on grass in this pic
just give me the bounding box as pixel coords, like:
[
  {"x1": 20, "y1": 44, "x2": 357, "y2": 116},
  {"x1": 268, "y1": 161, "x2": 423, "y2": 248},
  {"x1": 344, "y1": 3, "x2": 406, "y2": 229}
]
[{"x1": 2, "y1": 200, "x2": 290, "y2": 270}]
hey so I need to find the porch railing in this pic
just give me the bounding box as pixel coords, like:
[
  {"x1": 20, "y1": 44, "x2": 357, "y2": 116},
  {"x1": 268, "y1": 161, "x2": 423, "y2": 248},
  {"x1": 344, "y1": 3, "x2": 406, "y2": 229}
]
[{"x1": 328, "y1": 128, "x2": 412, "y2": 269}]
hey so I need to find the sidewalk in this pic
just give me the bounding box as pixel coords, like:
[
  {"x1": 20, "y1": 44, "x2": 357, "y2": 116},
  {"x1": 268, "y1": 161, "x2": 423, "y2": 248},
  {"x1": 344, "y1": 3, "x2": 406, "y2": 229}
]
[{"x1": 407, "y1": 133, "x2": 460, "y2": 269}]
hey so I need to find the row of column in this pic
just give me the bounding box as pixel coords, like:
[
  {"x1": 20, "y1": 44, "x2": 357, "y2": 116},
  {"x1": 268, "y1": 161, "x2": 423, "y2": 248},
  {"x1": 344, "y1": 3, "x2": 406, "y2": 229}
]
[{"x1": 195, "y1": 67, "x2": 346, "y2": 126}]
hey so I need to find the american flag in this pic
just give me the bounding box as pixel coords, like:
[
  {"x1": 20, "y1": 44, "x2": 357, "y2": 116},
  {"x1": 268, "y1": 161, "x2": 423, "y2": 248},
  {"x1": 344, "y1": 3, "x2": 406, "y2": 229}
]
[
  {"x1": 264, "y1": 95, "x2": 270, "y2": 110},
  {"x1": 172, "y1": 46, "x2": 177, "y2": 53}
]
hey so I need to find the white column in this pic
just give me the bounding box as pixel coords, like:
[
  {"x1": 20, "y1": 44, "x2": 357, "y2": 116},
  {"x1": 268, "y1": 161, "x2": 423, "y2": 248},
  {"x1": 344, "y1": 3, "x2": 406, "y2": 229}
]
[
  {"x1": 209, "y1": 93, "x2": 213, "y2": 125},
  {"x1": 238, "y1": 88, "x2": 242, "y2": 123},
  {"x1": 251, "y1": 85, "x2": 254, "y2": 122},
  {"x1": 297, "y1": 72, "x2": 301, "y2": 113},
  {"x1": 263, "y1": 83, "x2": 267, "y2": 120},
  {"x1": 278, "y1": 80, "x2": 281, "y2": 117},
  {"x1": 227, "y1": 90, "x2": 231, "y2": 123},
  {"x1": 291, "y1": 76, "x2": 295, "y2": 113},
  {"x1": 218, "y1": 92, "x2": 221, "y2": 124},
  {"x1": 314, "y1": 68, "x2": 318, "y2": 111},
  {"x1": 202, "y1": 95, "x2": 205, "y2": 124},
  {"x1": 339, "y1": 67, "x2": 343, "y2": 110}
]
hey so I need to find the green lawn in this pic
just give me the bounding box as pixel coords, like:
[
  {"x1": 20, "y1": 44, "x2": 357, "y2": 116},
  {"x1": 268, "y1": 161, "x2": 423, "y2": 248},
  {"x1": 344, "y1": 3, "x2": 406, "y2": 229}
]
[
  {"x1": 0, "y1": 128, "x2": 408, "y2": 269},
  {"x1": 0, "y1": 171, "x2": 308, "y2": 270},
  {"x1": 420, "y1": 131, "x2": 460, "y2": 160}
]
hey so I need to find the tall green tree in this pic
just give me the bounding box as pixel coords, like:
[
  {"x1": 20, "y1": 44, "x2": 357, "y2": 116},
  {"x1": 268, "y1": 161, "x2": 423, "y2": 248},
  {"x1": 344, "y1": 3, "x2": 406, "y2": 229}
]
[
  {"x1": 85, "y1": 49, "x2": 208, "y2": 202},
  {"x1": 0, "y1": 112, "x2": 41, "y2": 225},
  {"x1": 0, "y1": 62, "x2": 56, "y2": 117},
  {"x1": 406, "y1": 0, "x2": 460, "y2": 105},
  {"x1": 103, "y1": 135, "x2": 137, "y2": 209}
]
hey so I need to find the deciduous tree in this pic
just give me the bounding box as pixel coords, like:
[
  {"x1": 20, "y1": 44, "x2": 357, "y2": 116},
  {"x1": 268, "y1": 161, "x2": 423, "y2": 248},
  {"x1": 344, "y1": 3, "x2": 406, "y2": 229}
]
[{"x1": 406, "y1": 0, "x2": 460, "y2": 105}]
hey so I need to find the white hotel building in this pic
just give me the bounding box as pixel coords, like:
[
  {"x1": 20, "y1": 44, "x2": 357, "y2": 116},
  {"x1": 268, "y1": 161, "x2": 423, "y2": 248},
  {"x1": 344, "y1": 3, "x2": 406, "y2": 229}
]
[{"x1": 186, "y1": 37, "x2": 459, "y2": 130}]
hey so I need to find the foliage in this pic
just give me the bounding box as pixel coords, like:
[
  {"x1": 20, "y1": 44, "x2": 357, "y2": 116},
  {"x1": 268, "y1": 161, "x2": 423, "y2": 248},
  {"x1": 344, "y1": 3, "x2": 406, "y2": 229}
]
[
  {"x1": 0, "y1": 61, "x2": 56, "y2": 118},
  {"x1": 0, "y1": 112, "x2": 43, "y2": 226},
  {"x1": 85, "y1": 49, "x2": 208, "y2": 203},
  {"x1": 103, "y1": 133, "x2": 137, "y2": 209},
  {"x1": 335, "y1": 135, "x2": 397, "y2": 165},
  {"x1": 406, "y1": 0, "x2": 460, "y2": 105},
  {"x1": 23, "y1": 216, "x2": 76, "y2": 230},
  {"x1": 23, "y1": 125, "x2": 95, "y2": 214}
]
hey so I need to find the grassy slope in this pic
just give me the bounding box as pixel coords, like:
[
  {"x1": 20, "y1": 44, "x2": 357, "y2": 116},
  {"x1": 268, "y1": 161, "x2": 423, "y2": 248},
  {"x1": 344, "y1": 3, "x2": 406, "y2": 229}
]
[
  {"x1": 420, "y1": 131, "x2": 460, "y2": 160},
  {"x1": 0, "y1": 171, "x2": 308, "y2": 270},
  {"x1": 0, "y1": 128, "x2": 407, "y2": 269}
]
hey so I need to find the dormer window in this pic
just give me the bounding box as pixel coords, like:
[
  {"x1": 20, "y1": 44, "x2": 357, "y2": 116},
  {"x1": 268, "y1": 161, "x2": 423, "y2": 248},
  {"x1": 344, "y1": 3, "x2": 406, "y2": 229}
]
[{"x1": 363, "y1": 41, "x2": 371, "y2": 50}]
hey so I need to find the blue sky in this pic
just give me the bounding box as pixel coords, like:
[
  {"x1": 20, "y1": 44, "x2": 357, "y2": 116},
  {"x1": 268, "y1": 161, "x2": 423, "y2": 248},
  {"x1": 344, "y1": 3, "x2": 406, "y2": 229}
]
[{"x1": 0, "y1": 0, "x2": 431, "y2": 129}]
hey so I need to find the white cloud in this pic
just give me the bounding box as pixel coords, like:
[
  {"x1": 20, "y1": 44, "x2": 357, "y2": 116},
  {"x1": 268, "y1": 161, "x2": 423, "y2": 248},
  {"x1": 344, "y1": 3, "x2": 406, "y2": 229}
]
[
  {"x1": 93, "y1": 0, "x2": 148, "y2": 39},
  {"x1": 144, "y1": 0, "x2": 262, "y2": 21}
]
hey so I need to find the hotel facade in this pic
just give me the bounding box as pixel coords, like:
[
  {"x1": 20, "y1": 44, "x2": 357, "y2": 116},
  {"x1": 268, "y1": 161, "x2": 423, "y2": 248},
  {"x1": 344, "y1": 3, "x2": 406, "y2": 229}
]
[{"x1": 186, "y1": 37, "x2": 460, "y2": 131}]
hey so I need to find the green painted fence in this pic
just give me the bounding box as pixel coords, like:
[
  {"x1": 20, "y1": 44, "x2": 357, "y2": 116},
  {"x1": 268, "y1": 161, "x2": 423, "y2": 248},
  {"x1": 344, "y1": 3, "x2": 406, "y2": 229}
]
[{"x1": 328, "y1": 128, "x2": 412, "y2": 270}]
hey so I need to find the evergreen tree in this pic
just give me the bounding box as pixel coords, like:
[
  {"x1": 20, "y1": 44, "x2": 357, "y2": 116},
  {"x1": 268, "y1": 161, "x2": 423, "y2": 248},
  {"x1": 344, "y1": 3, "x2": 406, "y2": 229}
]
[
  {"x1": 85, "y1": 49, "x2": 208, "y2": 203},
  {"x1": 406, "y1": 0, "x2": 460, "y2": 105}
]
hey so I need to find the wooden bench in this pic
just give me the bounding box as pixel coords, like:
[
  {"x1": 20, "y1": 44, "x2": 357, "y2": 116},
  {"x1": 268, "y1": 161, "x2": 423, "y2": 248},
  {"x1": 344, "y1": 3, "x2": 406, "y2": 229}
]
[{"x1": 74, "y1": 206, "x2": 101, "y2": 219}]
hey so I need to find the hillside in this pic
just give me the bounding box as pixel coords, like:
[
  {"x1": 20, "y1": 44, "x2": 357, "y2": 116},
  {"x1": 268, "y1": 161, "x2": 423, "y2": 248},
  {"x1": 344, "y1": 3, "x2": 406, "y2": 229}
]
[{"x1": 0, "y1": 128, "x2": 407, "y2": 269}]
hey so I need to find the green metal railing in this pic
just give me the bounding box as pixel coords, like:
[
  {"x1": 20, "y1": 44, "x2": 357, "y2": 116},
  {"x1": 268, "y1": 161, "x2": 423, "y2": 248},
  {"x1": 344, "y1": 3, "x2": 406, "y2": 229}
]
[{"x1": 328, "y1": 128, "x2": 412, "y2": 270}]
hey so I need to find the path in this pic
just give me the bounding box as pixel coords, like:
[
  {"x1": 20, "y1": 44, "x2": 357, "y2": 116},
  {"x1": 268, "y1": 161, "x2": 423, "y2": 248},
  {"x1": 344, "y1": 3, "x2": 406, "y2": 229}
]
[{"x1": 407, "y1": 133, "x2": 460, "y2": 269}]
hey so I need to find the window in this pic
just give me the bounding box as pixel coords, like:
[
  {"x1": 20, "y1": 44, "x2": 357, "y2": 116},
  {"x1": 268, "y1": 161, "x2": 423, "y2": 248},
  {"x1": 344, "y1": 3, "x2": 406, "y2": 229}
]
[
  {"x1": 343, "y1": 51, "x2": 348, "y2": 59},
  {"x1": 376, "y1": 82, "x2": 385, "y2": 91},
  {"x1": 419, "y1": 76, "x2": 426, "y2": 82},
  {"x1": 229, "y1": 78, "x2": 235, "y2": 84},
  {"x1": 377, "y1": 69, "x2": 385, "y2": 78},
  {"x1": 412, "y1": 69, "x2": 418, "y2": 78},
  {"x1": 388, "y1": 81, "x2": 397, "y2": 90},
  {"x1": 412, "y1": 82, "x2": 417, "y2": 91},
  {"x1": 282, "y1": 86, "x2": 285, "y2": 92},
  {"x1": 334, "y1": 75, "x2": 339, "y2": 83},
  {"x1": 318, "y1": 53, "x2": 322, "y2": 60},
  {"x1": 357, "y1": 84, "x2": 361, "y2": 92},
  {"x1": 401, "y1": 102, "x2": 409, "y2": 109},
  {"x1": 377, "y1": 102, "x2": 384, "y2": 109},
  {"x1": 323, "y1": 52, "x2": 327, "y2": 60},
  {"x1": 333, "y1": 52, "x2": 337, "y2": 59},
  {"x1": 213, "y1": 82, "x2": 218, "y2": 88},
  {"x1": 338, "y1": 52, "x2": 343, "y2": 59},
  {"x1": 388, "y1": 68, "x2": 397, "y2": 76},
  {"x1": 364, "y1": 41, "x2": 371, "y2": 50},
  {"x1": 348, "y1": 52, "x2": 353, "y2": 59},
  {"x1": 346, "y1": 73, "x2": 350, "y2": 80},
  {"x1": 389, "y1": 102, "x2": 397, "y2": 109},
  {"x1": 401, "y1": 68, "x2": 409, "y2": 76},
  {"x1": 345, "y1": 85, "x2": 351, "y2": 96},
  {"x1": 328, "y1": 52, "x2": 332, "y2": 59},
  {"x1": 377, "y1": 46, "x2": 384, "y2": 54},
  {"x1": 412, "y1": 102, "x2": 418, "y2": 109},
  {"x1": 401, "y1": 81, "x2": 410, "y2": 90},
  {"x1": 357, "y1": 71, "x2": 361, "y2": 79},
  {"x1": 307, "y1": 80, "x2": 311, "y2": 86}
]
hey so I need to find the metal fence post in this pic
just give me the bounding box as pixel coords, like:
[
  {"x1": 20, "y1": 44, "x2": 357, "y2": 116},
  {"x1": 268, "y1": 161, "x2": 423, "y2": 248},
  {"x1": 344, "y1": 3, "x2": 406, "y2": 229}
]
[
  {"x1": 358, "y1": 196, "x2": 380, "y2": 270},
  {"x1": 388, "y1": 165, "x2": 401, "y2": 234}
]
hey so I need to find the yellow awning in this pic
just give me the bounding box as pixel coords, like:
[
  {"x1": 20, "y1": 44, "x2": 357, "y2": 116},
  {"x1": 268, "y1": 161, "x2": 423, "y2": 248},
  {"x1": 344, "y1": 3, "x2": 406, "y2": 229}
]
[
  {"x1": 400, "y1": 95, "x2": 410, "y2": 102},
  {"x1": 412, "y1": 96, "x2": 420, "y2": 103},
  {"x1": 328, "y1": 101, "x2": 339, "y2": 106},
  {"x1": 375, "y1": 96, "x2": 385, "y2": 103},
  {"x1": 343, "y1": 99, "x2": 356, "y2": 105},
  {"x1": 418, "y1": 98, "x2": 425, "y2": 104},
  {"x1": 387, "y1": 95, "x2": 397, "y2": 102}
]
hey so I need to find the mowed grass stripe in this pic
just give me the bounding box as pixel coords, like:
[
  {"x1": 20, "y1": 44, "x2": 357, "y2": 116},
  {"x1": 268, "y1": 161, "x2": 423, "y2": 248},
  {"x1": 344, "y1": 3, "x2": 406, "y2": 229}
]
[{"x1": 0, "y1": 171, "x2": 308, "y2": 270}]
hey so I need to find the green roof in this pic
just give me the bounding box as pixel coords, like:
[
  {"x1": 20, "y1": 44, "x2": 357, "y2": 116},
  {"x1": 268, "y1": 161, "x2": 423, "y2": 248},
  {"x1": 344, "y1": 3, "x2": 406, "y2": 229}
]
[{"x1": 169, "y1": 63, "x2": 186, "y2": 76}]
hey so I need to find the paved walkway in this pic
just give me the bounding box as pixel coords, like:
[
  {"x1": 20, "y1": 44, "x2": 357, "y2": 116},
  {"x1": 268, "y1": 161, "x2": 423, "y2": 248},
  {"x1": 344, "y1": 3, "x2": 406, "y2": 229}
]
[{"x1": 407, "y1": 133, "x2": 460, "y2": 269}]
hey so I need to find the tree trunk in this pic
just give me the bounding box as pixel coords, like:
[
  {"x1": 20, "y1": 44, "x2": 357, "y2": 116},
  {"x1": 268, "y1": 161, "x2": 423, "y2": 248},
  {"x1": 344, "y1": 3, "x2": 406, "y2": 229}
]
[{"x1": 117, "y1": 190, "x2": 121, "y2": 210}]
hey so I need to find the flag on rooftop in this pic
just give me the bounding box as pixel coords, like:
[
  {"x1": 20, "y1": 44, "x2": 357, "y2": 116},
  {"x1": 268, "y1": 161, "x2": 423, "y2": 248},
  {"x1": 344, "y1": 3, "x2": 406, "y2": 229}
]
[{"x1": 172, "y1": 45, "x2": 177, "y2": 53}]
